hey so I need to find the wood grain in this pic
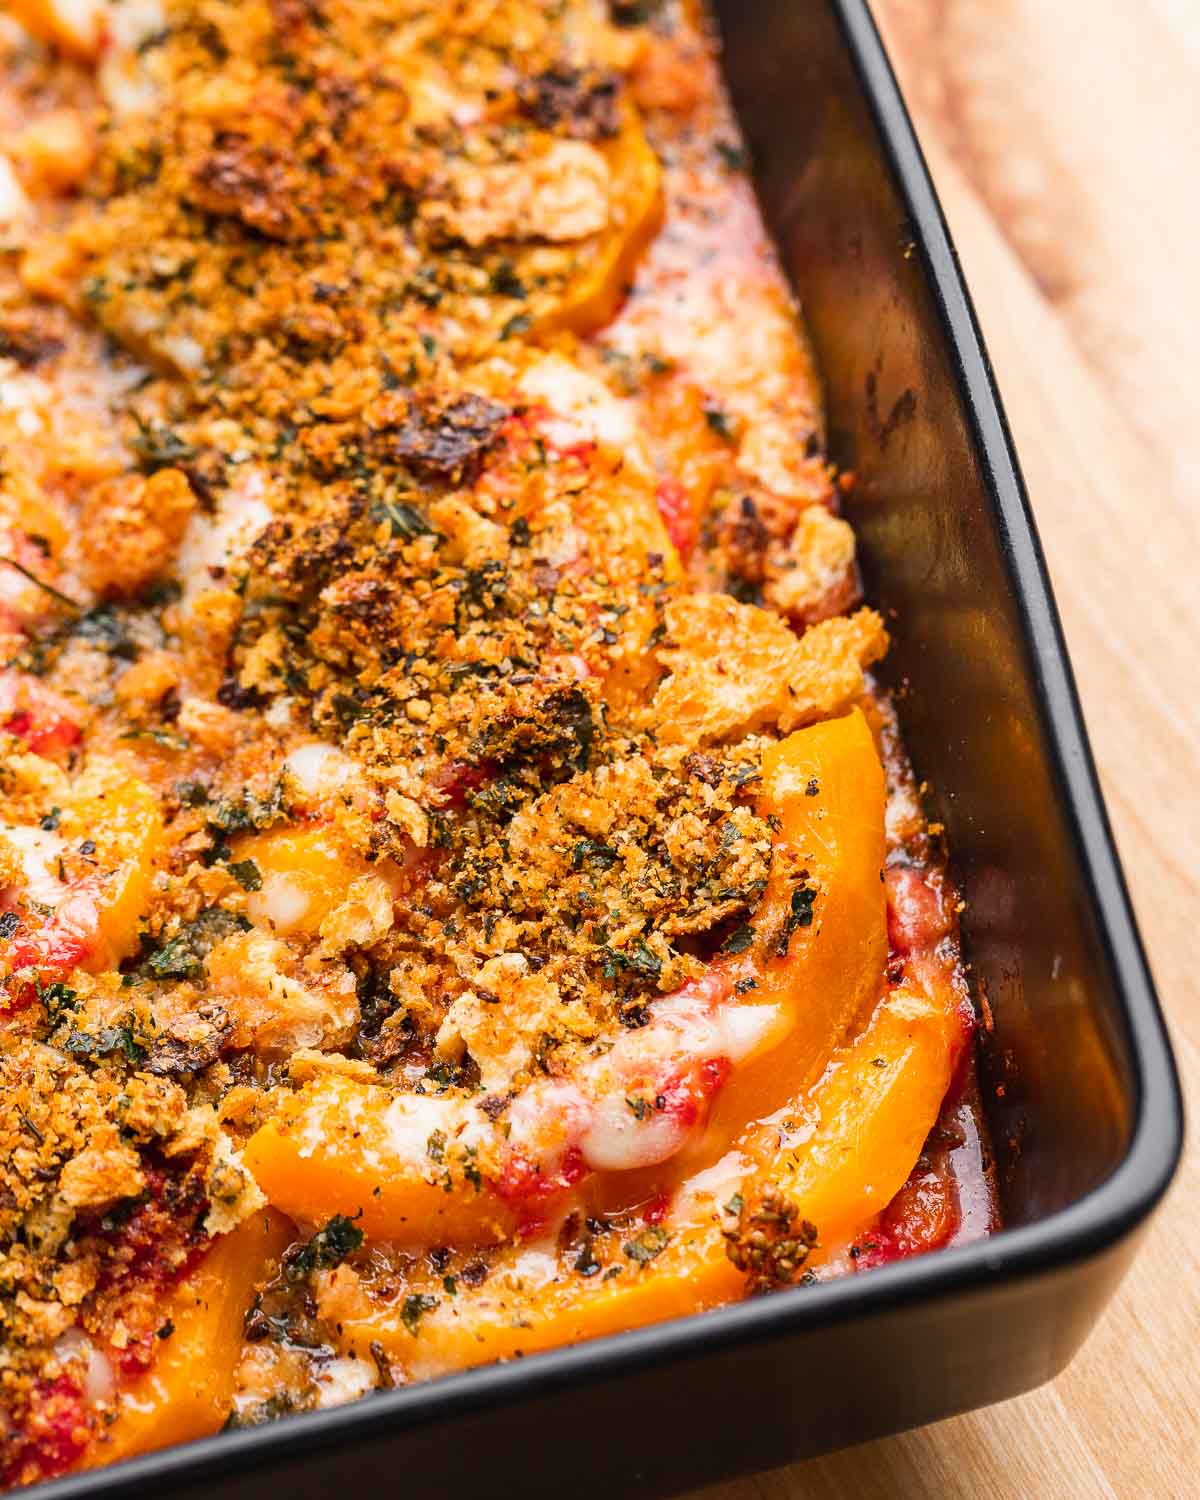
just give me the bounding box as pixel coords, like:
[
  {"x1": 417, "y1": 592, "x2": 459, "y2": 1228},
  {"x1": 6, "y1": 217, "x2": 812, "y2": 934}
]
[{"x1": 691, "y1": 2, "x2": 1200, "y2": 1494}]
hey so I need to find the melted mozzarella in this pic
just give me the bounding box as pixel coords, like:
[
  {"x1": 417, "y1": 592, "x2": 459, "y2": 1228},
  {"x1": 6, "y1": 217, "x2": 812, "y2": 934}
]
[
  {"x1": 1, "y1": 825, "x2": 69, "y2": 909},
  {"x1": 54, "y1": 1328, "x2": 115, "y2": 1407},
  {"x1": 106, "y1": 0, "x2": 161, "y2": 50},
  {"x1": 98, "y1": 2, "x2": 165, "y2": 118},
  {"x1": 507, "y1": 990, "x2": 782, "y2": 1175},
  {"x1": 519, "y1": 354, "x2": 644, "y2": 459},
  {"x1": 282, "y1": 742, "x2": 354, "y2": 801},
  {"x1": 312, "y1": 1357, "x2": 376, "y2": 1410},
  {"x1": 0, "y1": 156, "x2": 31, "y2": 227},
  {"x1": 381, "y1": 1091, "x2": 481, "y2": 1166},
  {"x1": 176, "y1": 470, "x2": 272, "y2": 605},
  {"x1": 246, "y1": 873, "x2": 313, "y2": 935},
  {"x1": 580, "y1": 1092, "x2": 691, "y2": 1172}
]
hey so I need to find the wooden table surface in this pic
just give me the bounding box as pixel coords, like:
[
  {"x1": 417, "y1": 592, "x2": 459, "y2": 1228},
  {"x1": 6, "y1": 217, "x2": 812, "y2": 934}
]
[{"x1": 697, "y1": 2, "x2": 1200, "y2": 1495}]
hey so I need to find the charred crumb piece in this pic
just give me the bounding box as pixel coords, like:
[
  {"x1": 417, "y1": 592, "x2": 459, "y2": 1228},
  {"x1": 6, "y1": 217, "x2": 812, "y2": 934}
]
[
  {"x1": 610, "y1": 0, "x2": 666, "y2": 26},
  {"x1": 721, "y1": 495, "x2": 771, "y2": 587},
  {"x1": 459, "y1": 1257, "x2": 489, "y2": 1288},
  {"x1": 142, "y1": 1021, "x2": 232, "y2": 1078},
  {"x1": 368, "y1": 390, "x2": 510, "y2": 482},
  {"x1": 477, "y1": 1091, "x2": 513, "y2": 1121},
  {"x1": 188, "y1": 136, "x2": 307, "y2": 242},
  {"x1": 245, "y1": 504, "x2": 365, "y2": 604},
  {"x1": 0, "y1": 314, "x2": 66, "y2": 369},
  {"x1": 724, "y1": 1189, "x2": 818, "y2": 1293},
  {"x1": 516, "y1": 66, "x2": 622, "y2": 140},
  {"x1": 215, "y1": 674, "x2": 270, "y2": 712},
  {"x1": 681, "y1": 750, "x2": 724, "y2": 787},
  {"x1": 369, "y1": 1340, "x2": 397, "y2": 1388}
]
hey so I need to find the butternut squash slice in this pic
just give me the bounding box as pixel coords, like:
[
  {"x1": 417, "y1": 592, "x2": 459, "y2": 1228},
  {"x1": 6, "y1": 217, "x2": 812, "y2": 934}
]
[
  {"x1": 84, "y1": 1210, "x2": 293, "y2": 1468},
  {"x1": 532, "y1": 105, "x2": 663, "y2": 338},
  {"x1": 694, "y1": 706, "x2": 888, "y2": 1162},
  {"x1": 245, "y1": 711, "x2": 887, "y2": 1246},
  {"x1": 324, "y1": 958, "x2": 966, "y2": 1377},
  {"x1": 62, "y1": 773, "x2": 163, "y2": 972}
]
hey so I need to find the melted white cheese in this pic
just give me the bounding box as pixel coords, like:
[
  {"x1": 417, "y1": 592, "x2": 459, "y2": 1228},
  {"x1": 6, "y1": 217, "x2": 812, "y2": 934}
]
[
  {"x1": 1, "y1": 825, "x2": 69, "y2": 909},
  {"x1": 519, "y1": 354, "x2": 644, "y2": 460},
  {"x1": 0, "y1": 156, "x2": 31, "y2": 228},
  {"x1": 282, "y1": 742, "x2": 354, "y2": 802},
  {"x1": 176, "y1": 470, "x2": 272, "y2": 606},
  {"x1": 246, "y1": 872, "x2": 313, "y2": 935}
]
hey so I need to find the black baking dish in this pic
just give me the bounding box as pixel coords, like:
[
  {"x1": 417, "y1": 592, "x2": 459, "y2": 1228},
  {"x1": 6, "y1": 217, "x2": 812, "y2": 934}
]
[{"x1": 33, "y1": 2, "x2": 1183, "y2": 1497}]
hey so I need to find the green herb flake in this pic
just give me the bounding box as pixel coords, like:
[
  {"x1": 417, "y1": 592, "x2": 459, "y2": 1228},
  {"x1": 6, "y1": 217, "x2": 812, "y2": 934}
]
[
  {"x1": 703, "y1": 405, "x2": 734, "y2": 441},
  {"x1": 130, "y1": 416, "x2": 197, "y2": 474},
  {"x1": 63, "y1": 1021, "x2": 146, "y2": 1066},
  {"x1": 227, "y1": 859, "x2": 263, "y2": 892},
  {"x1": 622, "y1": 1226, "x2": 670, "y2": 1265},
  {"x1": 720, "y1": 923, "x2": 755, "y2": 955},
  {"x1": 36, "y1": 979, "x2": 79, "y2": 1029},
  {"x1": 120, "y1": 727, "x2": 189, "y2": 751},
  {"x1": 290, "y1": 1214, "x2": 364, "y2": 1278},
  {"x1": 147, "y1": 908, "x2": 249, "y2": 979},
  {"x1": 499, "y1": 313, "x2": 532, "y2": 341},
  {"x1": 776, "y1": 885, "x2": 817, "y2": 957},
  {"x1": 372, "y1": 498, "x2": 434, "y2": 540},
  {"x1": 401, "y1": 1293, "x2": 440, "y2": 1336}
]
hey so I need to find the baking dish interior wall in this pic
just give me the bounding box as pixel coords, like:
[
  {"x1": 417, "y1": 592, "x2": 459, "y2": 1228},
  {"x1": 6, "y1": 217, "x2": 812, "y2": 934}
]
[{"x1": 715, "y1": 0, "x2": 1133, "y2": 1227}]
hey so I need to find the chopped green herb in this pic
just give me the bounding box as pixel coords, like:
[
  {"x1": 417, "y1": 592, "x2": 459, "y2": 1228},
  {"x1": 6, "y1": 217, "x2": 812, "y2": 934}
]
[
  {"x1": 146, "y1": 908, "x2": 250, "y2": 979},
  {"x1": 499, "y1": 313, "x2": 531, "y2": 341},
  {"x1": 120, "y1": 727, "x2": 189, "y2": 751},
  {"x1": 289, "y1": 1214, "x2": 364, "y2": 1277},
  {"x1": 36, "y1": 979, "x2": 79, "y2": 1029},
  {"x1": 776, "y1": 885, "x2": 817, "y2": 956},
  {"x1": 227, "y1": 859, "x2": 262, "y2": 892},
  {"x1": 622, "y1": 1226, "x2": 670, "y2": 1264},
  {"x1": 372, "y1": 498, "x2": 434, "y2": 540},
  {"x1": 703, "y1": 405, "x2": 734, "y2": 440},
  {"x1": 72, "y1": 603, "x2": 135, "y2": 659},
  {"x1": 401, "y1": 1293, "x2": 439, "y2": 1335},
  {"x1": 720, "y1": 923, "x2": 755, "y2": 955},
  {"x1": 571, "y1": 838, "x2": 619, "y2": 871},
  {"x1": 63, "y1": 1021, "x2": 146, "y2": 1066},
  {"x1": 130, "y1": 416, "x2": 197, "y2": 474},
  {"x1": 0, "y1": 556, "x2": 80, "y2": 612}
]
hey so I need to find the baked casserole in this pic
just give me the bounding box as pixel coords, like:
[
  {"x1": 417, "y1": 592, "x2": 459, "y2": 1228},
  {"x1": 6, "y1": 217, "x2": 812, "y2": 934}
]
[{"x1": 0, "y1": 0, "x2": 994, "y2": 1483}]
